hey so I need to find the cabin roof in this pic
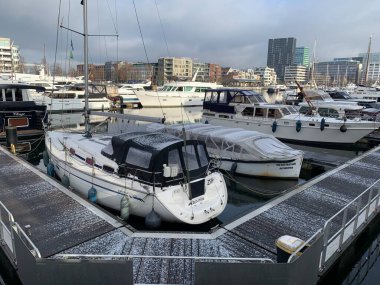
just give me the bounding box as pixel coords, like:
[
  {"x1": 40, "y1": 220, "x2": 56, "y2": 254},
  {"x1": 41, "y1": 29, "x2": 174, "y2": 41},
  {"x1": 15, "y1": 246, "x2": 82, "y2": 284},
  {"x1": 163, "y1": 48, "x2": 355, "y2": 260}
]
[{"x1": 0, "y1": 83, "x2": 45, "y2": 92}]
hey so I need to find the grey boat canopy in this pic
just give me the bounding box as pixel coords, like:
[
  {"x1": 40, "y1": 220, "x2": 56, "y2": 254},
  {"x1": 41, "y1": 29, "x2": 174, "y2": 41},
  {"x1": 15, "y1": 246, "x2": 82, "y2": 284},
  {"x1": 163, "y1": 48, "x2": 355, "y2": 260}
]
[{"x1": 147, "y1": 123, "x2": 302, "y2": 162}]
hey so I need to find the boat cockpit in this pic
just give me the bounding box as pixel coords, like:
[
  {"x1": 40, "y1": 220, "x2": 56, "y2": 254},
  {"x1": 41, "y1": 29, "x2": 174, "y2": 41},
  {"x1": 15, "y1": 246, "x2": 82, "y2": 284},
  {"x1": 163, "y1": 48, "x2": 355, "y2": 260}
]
[{"x1": 101, "y1": 132, "x2": 211, "y2": 193}]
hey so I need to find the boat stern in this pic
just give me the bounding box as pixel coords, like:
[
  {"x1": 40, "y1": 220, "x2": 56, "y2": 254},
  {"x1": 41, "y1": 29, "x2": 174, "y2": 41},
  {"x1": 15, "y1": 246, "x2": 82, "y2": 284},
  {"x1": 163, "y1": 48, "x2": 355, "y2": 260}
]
[{"x1": 156, "y1": 171, "x2": 228, "y2": 224}]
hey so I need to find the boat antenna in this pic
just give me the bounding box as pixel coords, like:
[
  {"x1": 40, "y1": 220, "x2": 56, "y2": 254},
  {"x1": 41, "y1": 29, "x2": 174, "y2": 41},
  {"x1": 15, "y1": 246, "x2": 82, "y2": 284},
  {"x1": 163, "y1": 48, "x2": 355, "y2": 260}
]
[{"x1": 82, "y1": 0, "x2": 91, "y2": 138}]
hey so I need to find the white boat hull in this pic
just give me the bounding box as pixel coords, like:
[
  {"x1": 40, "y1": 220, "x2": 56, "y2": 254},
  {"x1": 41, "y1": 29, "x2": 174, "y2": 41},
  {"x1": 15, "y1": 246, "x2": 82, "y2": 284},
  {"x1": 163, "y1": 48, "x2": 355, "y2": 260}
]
[
  {"x1": 203, "y1": 116, "x2": 379, "y2": 145},
  {"x1": 45, "y1": 132, "x2": 227, "y2": 224},
  {"x1": 30, "y1": 94, "x2": 110, "y2": 112},
  {"x1": 135, "y1": 91, "x2": 204, "y2": 107},
  {"x1": 218, "y1": 155, "x2": 303, "y2": 179}
]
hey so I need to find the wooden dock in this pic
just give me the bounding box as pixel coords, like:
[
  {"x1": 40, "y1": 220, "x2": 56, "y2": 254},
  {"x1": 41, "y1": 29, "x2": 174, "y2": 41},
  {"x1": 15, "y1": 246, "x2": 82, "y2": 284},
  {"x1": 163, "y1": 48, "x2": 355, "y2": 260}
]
[{"x1": 1, "y1": 145, "x2": 380, "y2": 285}]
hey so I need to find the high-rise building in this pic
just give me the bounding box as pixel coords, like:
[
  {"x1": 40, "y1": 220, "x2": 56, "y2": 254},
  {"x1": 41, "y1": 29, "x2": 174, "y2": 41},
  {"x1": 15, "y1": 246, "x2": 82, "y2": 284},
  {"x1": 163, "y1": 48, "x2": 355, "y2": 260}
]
[
  {"x1": 295, "y1": 47, "x2": 310, "y2": 67},
  {"x1": 267, "y1": 37, "x2": 296, "y2": 81},
  {"x1": 0, "y1": 37, "x2": 20, "y2": 73}
]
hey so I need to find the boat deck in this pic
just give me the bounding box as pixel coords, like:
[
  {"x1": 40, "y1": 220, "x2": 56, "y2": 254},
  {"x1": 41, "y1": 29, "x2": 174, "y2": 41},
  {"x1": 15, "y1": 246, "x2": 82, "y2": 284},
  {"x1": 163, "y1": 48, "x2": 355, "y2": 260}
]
[{"x1": 1, "y1": 146, "x2": 380, "y2": 284}]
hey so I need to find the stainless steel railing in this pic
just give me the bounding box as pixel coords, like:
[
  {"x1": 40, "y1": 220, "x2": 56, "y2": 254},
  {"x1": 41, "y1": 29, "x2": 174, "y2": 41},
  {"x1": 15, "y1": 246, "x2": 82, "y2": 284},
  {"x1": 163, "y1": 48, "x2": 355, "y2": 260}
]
[{"x1": 320, "y1": 178, "x2": 380, "y2": 270}]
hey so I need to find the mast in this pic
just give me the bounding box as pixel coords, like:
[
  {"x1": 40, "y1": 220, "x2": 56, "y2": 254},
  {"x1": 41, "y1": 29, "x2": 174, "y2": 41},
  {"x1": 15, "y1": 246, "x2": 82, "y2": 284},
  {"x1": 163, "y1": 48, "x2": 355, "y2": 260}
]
[
  {"x1": 83, "y1": 0, "x2": 91, "y2": 138},
  {"x1": 364, "y1": 35, "x2": 372, "y2": 86},
  {"x1": 310, "y1": 40, "x2": 317, "y2": 88}
]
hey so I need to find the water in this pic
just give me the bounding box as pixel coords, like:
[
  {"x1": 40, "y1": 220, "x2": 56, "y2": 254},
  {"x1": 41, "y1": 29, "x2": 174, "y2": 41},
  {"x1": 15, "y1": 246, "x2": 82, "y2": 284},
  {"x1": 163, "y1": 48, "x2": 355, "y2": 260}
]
[{"x1": 4, "y1": 104, "x2": 379, "y2": 283}]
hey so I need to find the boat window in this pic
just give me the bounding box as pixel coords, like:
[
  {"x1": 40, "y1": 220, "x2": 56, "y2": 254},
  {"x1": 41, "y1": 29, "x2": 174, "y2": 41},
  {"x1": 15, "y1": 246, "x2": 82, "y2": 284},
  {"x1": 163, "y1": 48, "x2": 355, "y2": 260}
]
[
  {"x1": 286, "y1": 106, "x2": 298, "y2": 114},
  {"x1": 299, "y1": 106, "x2": 312, "y2": 115},
  {"x1": 195, "y1": 87, "x2": 207, "y2": 92},
  {"x1": 254, "y1": 108, "x2": 264, "y2": 117},
  {"x1": 168, "y1": 149, "x2": 183, "y2": 174},
  {"x1": 268, "y1": 109, "x2": 276, "y2": 118},
  {"x1": 5, "y1": 89, "x2": 13, "y2": 101},
  {"x1": 281, "y1": 108, "x2": 290, "y2": 115},
  {"x1": 219, "y1": 91, "x2": 227, "y2": 103},
  {"x1": 184, "y1": 86, "x2": 193, "y2": 92},
  {"x1": 176, "y1": 86, "x2": 183, "y2": 92},
  {"x1": 204, "y1": 91, "x2": 219, "y2": 103},
  {"x1": 125, "y1": 147, "x2": 152, "y2": 169},
  {"x1": 102, "y1": 165, "x2": 114, "y2": 173},
  {"x1": 15, "y1": 88, "x2": 23, "y2": 101},
  {"x1": 182, "y1": 145, "x2": 198, "y2": 170},
  {"x1": 318, "y1": 108, "x2": 339, "y2": 118},
  {"x1": 50, "y1": 92, "x2": 76, "y2": 99},
  {"x1": 197, "y1": 144, "x2": 209, "y2": 167},
  {"x1": 242, "y1": 107, "x2": 254, "y2": 116},
  {"x1": 230, "y1": 94, "x2": 244, "y2": 103}
]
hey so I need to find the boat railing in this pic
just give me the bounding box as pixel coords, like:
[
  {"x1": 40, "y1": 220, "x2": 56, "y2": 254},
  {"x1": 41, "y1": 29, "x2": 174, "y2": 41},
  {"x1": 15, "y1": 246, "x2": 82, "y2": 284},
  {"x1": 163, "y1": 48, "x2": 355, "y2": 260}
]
[
  {"x1": 319, "y1": 178, "x2": 380, "y2": 271},
  {"x1": 0, "y1": 201, "x2": 42, "y2": 262},
  {"x1": 0, "y1": 201, "x2": 16, "y2": 256}
]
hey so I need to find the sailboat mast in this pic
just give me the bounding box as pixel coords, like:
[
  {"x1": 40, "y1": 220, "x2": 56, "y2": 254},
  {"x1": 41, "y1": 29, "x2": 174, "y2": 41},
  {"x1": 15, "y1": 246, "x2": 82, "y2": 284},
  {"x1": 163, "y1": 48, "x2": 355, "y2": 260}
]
[
  {"x1": 83, "y1": 0, "x2": 91, "y2": 137},
  {"x1": 364, "y1": 35, "x2": 372, "y2": 86}
]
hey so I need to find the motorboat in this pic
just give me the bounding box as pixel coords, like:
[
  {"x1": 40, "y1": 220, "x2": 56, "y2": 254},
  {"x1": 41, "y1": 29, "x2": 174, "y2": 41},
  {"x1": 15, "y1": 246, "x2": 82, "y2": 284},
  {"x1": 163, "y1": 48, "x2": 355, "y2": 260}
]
[
  {"x1": 30, "y1": 83, "x2": 110, "y2": 113},
  {"x1": 147, "y1": 123, "x2": 304, "y2": 179},
  {"x1": 135, "y1": 81, "x2": 222, "y2": 108},
  {"x1": 45, "y1": 0, "x2": 227, "y2": 226},
  {"x1": 327, "y1": 90, "x2": 379, "y2": 109},
  {"x1": 0, "y1": 81, "x2": 47, "y2": 142},
  {"x1": 117, "y1": 84, "x2": 143, "y2": 108},
  {"x1": 202, "y1": 88, "x2": 380, "y2": 147}
]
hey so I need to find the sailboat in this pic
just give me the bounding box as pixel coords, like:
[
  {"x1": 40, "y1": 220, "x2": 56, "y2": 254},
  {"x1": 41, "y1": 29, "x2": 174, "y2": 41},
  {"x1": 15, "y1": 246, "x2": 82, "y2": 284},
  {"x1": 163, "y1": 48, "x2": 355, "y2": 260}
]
[{"x1": 45, "y1": 0, "x2": 227, "y2": 225}]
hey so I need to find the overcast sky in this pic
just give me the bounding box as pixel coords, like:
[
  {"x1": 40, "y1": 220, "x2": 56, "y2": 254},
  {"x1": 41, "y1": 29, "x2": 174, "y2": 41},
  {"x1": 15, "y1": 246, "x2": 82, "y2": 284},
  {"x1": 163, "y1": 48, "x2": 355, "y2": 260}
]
[{"x1": 1, "y1": 0, "x2": 379, "y2": 69}]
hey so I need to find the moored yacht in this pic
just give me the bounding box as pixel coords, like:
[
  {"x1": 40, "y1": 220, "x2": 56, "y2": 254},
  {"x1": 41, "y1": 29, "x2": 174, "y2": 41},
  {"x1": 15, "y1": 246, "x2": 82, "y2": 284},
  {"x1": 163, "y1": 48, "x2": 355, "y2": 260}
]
[
  {"x1": 202, "y1": 88, "x2": 380, "y2": 147},
  {"x1": 0, "y1": 81, "x2": 47, "y2": 142},
  {"x1": 30, "y1": 83, "x2": 110, "y2": 113},
  {"x1": 46, "y1": 131, "x2": 227, "y2": 224},
  {"x1": 147, "y1": 123, "x2": 304, "y2": 179},
  {"x1": 135, "y1": 81, "x2": 222, "y2": 108}
]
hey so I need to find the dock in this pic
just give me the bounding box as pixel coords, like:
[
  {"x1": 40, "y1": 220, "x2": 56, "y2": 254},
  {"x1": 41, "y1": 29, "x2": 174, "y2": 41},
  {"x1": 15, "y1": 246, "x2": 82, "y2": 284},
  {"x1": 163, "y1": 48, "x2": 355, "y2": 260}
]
[{"x1": 1, "y1": 145, "x2": 380, "y2": 285}]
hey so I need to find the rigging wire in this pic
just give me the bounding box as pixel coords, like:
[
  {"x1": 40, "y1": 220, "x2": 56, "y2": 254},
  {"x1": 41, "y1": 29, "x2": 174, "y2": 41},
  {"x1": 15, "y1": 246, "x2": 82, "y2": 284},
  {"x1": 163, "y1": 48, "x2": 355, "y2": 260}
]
[
  {"x1": 45, "y1": 0, "x2": 63, "y2": 130},
  {"x1": 154, "y1": 0, "x2": 170, "y2": 57},
  {"x1": 132, "y1": 0, "x2": 165, "y2": 117}
]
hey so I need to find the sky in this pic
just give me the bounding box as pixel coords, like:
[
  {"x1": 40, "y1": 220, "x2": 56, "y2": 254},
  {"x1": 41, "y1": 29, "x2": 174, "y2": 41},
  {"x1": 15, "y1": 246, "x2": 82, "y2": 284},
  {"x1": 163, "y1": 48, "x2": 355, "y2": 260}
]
[{"x1": 1, "y1": 0, "x2": 379, "y2": 70}]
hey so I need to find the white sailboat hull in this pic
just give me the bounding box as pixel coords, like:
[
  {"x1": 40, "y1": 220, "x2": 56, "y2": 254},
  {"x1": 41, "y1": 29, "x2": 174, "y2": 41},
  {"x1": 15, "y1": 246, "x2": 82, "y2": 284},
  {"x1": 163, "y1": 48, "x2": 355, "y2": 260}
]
[{"x1": 45, "y1": 131, "x2": 227, "y2": 224}]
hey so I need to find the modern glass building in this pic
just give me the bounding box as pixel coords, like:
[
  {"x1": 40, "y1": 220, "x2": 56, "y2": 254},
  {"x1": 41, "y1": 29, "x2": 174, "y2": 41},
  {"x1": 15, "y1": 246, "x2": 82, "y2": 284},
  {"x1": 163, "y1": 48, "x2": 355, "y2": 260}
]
[
  {"x1": 314, "y1": 60, "x2": 361, "y2": 86},
  {"x1": 267, "y1": 37, "x2": 296, "y2": 81},
  {"x1": 358, "y1": 52, "x2": 380, "y2": 83},
  {"x1": 295, "y1": 47, "x2": 310, "y2": 67}
]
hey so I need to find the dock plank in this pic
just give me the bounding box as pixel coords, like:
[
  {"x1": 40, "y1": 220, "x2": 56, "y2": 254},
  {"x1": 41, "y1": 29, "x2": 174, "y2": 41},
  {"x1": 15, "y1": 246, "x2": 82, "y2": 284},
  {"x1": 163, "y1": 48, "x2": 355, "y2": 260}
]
[{"x1": 0, "y1": 151, "x2": 115, "y2": 257}]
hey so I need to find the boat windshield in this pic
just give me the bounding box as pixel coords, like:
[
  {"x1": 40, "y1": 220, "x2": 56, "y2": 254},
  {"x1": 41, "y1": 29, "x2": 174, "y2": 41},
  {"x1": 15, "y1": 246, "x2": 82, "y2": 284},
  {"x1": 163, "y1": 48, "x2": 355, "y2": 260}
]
[
  {"x1": 242, "y1": 91, "x2": 266, "y2": 103},
  {"x1": 305, "y1": 90, "x2": 332, "y2": 101}
]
